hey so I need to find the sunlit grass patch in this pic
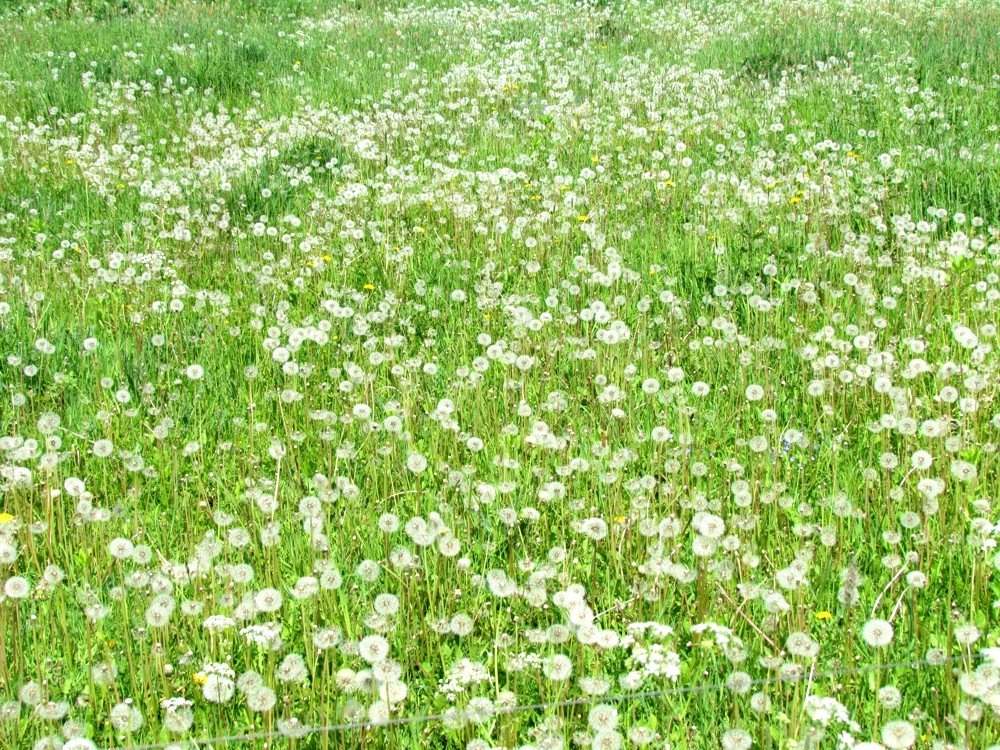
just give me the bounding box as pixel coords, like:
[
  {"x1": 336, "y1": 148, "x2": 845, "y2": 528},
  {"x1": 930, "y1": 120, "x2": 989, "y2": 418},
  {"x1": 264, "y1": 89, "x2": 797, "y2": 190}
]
[{"x1": 0, "y1": 1, "x2": 999, "y2": 749}]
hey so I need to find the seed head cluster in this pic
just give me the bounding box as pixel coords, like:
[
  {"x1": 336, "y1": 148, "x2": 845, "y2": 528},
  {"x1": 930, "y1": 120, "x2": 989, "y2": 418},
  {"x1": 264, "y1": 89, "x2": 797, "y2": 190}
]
[{"x1": 0, "y1": 0, "x2": 999, "y2": 748}]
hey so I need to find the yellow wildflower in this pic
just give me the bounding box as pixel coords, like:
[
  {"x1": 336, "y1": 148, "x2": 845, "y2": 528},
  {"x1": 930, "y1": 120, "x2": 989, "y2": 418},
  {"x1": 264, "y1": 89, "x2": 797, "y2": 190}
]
[{"x1": 0, "y1": 513, "x2": 14, "y2": 524}]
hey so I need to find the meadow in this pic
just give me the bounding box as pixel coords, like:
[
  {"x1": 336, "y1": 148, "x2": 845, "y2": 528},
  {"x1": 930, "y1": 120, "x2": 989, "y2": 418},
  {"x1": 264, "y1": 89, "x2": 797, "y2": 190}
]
[{"x1": 1, "y1": 0, "x2": 999, "y2": 747}]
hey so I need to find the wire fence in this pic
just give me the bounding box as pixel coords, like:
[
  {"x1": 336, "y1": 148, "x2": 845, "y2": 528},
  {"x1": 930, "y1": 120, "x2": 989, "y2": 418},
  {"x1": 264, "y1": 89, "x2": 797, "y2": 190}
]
[{"x1": 111, "y1": 650, "x2": 985, "y2": 749}]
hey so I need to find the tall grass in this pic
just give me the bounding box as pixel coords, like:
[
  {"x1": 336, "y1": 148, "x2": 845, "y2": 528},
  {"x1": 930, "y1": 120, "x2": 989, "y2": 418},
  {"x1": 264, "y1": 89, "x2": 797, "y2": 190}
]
[{"x1": 0, "y1": 0, "x2": 999, "y2": 748}]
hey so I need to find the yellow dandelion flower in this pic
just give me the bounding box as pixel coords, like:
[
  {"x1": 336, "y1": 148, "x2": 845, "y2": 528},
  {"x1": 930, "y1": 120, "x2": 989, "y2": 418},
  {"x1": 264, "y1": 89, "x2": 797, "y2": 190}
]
[
  {"x1": 0, "y1": 513, "x2": 14, "y2": 524},
  {"x1": 363, "y1": 283, "x2": 375, "y2": 291},
  {"x1": 815, "y1": 611, "x2": 833, "y2": 621}
]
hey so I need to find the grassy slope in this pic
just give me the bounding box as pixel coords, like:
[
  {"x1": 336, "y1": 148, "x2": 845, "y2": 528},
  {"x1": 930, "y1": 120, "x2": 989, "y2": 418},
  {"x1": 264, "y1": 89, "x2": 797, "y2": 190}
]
[{"x1": 0, "y1": 0, "x2": 998, "y2": 748}]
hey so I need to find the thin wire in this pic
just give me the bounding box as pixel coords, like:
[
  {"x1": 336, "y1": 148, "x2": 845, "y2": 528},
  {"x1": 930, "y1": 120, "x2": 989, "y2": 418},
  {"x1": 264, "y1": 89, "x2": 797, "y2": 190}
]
[{"x1": 113, "y1": 651, "x2": 982, "y2": 750}]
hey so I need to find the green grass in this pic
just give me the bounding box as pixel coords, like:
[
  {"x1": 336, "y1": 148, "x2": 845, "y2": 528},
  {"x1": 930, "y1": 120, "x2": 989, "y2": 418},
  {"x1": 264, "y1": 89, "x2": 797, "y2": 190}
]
[{"x1": 0, "y1": 0, "x2": 999, "y2": 749}]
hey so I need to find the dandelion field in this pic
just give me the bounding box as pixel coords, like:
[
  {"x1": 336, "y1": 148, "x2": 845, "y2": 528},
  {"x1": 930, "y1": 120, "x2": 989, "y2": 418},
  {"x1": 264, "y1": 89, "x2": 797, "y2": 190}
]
[{"x1": 1, "y1": 0, "x2": 1000, "y2": 748}]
